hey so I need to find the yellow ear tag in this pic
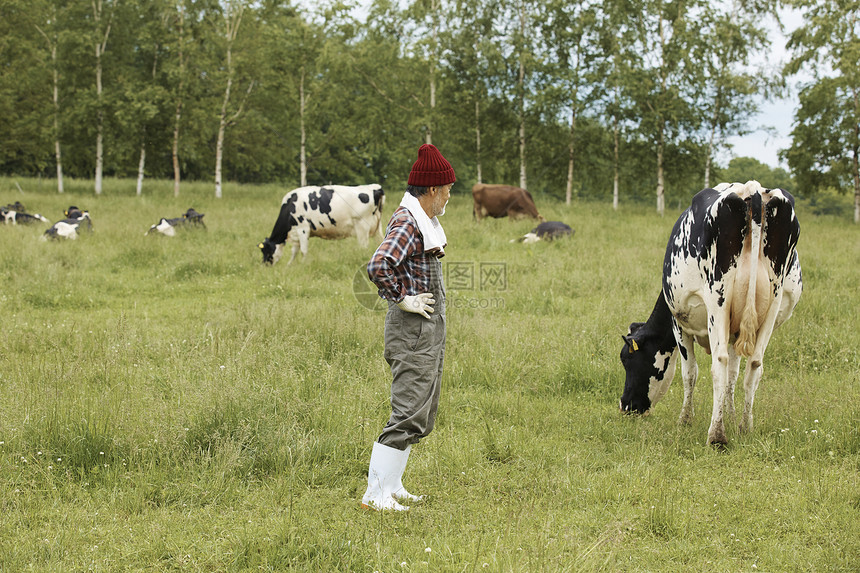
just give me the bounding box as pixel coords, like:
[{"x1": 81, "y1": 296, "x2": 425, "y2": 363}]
[
  {"x1": 258, "y1": 243, "x2": 264, "y2": 249},
  {"x1": 630, "y1": 340, "x2": 639, "y2": 352}
]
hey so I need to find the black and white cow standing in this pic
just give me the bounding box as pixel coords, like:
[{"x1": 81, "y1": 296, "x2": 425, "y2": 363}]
[
  {"x1": 258, "y1": 184, "x2": 385, "y2": 265},
  {"x1": 619, "y1": 181, "x2": 802, "y2": 446}
]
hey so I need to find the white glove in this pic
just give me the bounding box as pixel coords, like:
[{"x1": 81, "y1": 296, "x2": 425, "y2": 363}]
[{"x1": 397, "y1": 293, "x2": 435, "y2": 319}]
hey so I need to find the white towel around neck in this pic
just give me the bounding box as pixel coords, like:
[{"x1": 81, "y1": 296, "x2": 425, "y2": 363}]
[{"x1": 400, "y1": 192, "x2": 447, "y2": 255}]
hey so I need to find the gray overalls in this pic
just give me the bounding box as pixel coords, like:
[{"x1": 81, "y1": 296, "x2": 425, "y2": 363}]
[{"x1": 378, "y1": 257, "x2": 446, "y2": 451}]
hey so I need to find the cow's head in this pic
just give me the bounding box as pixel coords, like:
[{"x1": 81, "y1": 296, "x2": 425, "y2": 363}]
[
  {"x1": 618, "y1": 322, "x2": 677, "y2": 414},
  {"x1": 258, "y1": 238, "x2": 284, "y2": 265}
]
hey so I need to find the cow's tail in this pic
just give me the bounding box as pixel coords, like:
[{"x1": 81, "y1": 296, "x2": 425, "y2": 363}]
[{"x1": 735, "y1": 187, "x2": 762, "y2": 357}]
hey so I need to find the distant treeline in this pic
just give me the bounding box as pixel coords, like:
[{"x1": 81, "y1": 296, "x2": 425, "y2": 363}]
[{"x1": 0, "y1": 0, "x2": 855, "y2": 215}]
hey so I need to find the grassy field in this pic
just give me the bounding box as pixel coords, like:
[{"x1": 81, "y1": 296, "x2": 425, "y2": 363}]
[{"x1": 0, "y1": 177, "x2": 857, "y2": 572}]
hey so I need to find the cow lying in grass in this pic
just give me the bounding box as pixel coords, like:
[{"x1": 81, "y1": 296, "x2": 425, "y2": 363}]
[
  {"x1": 513, "y1": 221, "x2": 574, "y2": 244},
  {"x1": 2, "y1": 202, "x2": 49, "y2": 225},
  {"x1": 43, "y1": 207, "x2": 92, "y2": 240},
  {"x1": 146, "y1": 208, "x2": 206, "y2": 236}
]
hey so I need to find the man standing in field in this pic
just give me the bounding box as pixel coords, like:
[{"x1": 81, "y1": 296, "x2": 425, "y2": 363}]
[{"x1": 361, "y1": 143, "x2": 454, "y2": 511}]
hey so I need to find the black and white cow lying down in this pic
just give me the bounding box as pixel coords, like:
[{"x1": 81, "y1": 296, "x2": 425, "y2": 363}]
[
  {"x1": 259, "y1": 184, "x2": 385, "y2": 265},
  {"x1": 619, "y1": 181, "x2": 802, "y2": 446},
  {"x1": 514, "y1": 221, "x2": 574, "y2": 243},
  {"x1": 2, "y1": 202, "x2": 49, "y2": 225},
  {"x1": 43, "y1": 206, "x2": 92, "y2": 240},
  {"x1": 146, "y1": 208, "x2": 206, "y2": 236}
]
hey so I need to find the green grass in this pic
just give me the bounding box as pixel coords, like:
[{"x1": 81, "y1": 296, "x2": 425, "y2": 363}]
[{"x1": 0, "y1": 177, "x2": 857, "y2": 571}]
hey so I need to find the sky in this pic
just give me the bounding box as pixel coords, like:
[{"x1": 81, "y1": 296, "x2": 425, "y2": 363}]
[
  {"x1": 723, "y1": 92, "x2": 796, "y2": 170},
  {"x1": 722, "y1": 8, "x2": 806, "y2": 169}
]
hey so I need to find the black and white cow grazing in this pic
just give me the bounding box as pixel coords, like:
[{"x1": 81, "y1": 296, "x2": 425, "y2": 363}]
[
  {"x1": 43, "y1": 210, "x2": 92, "y2": 240},
  {"x1": 619, "y1": 181, "x2": 802, "y2": 446},
  {"x1": 516, "y1": 221, "x2": 574, "y2": 243},
  {"x1": 258, "y1": 184, "x2": 385, "y2": 265},
  {"x1": 146, "y1": 208, "x2": 207, "y2": 236}
]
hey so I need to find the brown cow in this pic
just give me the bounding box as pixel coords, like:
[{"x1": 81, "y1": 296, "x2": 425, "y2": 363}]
[{"x1": 472, "y1": 184, "x2": 544, "y2": 221}]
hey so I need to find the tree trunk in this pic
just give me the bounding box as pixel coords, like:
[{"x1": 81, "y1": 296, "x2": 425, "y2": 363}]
[
  {"x1": 50, "y1": 43, "x2": 63, "y2": 194},
  {"x1": 656, "y1": 124, "x2": 665, "y2": 216},
  {"x1": 136, "y1": 144, "x2": 146, "y2": 196},
  {"x1": 613, "y1": 114, "x2": 620, "y2": 211},
  {"x1": 705, "y1": 86, "x2": 722, "y2": 190},
  {"x1": 853, "y1": 146, "x2": 859, "y2": 224},
  {"x1": 300, "y1": 66, "x2": 307, "y2": 187},
  {"x1": 215, "y1": 66, "x2": 231, "y2": 199},
  {"x1": 426, "y1": 0, "x2": 438, "y2": 145},
  {"x1": 565, "y1": 99, "x2": 577, "y2": 205},
  {"x1": 95, "y1": 43, "x2": 104, "y2": 195},
  {"x1": 137, "y1": 49, "x2": 159, "y2": 196},
  {"x1": 704, "y1": 139, "x2": 713, "y2": 190},
  {"x1": 655, "y1": 10, "x2": 666, "y2": 215},
  {"x1": 475, "y1": 97, "x2": 482, "y2": 185},
  {"x1": 518, "y1": 0, "x2": 527, "y2": 190},
  {"x1": 853, "y1": 85, "x2": 860, "y2": 224},
  {"x1": 172, "y1": 95, "x2": 183, "y2": 197},
  {"x1": 215, "y1": 5, "x2": 244, "y2": 199},
  {"x1": 93, "y1": 0, "x2": 112, "y2": 196},
  {"x1": 36, "y1": 19, "x2": 64, "y2": 194},
  {"x1": 172, "y1": 6, "x2": 186, "y2": 198}
]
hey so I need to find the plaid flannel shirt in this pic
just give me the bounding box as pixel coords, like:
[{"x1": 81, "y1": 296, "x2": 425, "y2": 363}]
[{"x1": 367, "y1": 206, "x2": 444, "y2": 303}]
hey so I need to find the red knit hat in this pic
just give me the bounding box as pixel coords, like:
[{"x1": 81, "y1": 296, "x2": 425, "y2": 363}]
[{"x1": 407, "y1": 144, "x2": 456, "y2": 187}]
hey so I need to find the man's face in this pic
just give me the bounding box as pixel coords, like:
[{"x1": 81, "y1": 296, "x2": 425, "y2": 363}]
[{"x1": 433, "y1": 184, "x2": 452, "y2": 217}]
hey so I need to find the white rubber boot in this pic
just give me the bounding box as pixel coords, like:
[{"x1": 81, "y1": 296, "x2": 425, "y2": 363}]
[
  {"x1": 392, "y1": 444, "x2": 424, "y2": 503},
  {"x1": 361, "y1": 442, "x2": 409, "y2": 511}
]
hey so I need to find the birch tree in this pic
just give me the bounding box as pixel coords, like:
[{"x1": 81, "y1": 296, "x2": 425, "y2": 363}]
[
  {"x1": 515, "y1": 0, "x2": 529, "y2": 190},
  {"x1": 34, "y1": 1, "x2": 65, "y2": 193},
  {"x1": 784, "y1": 0, "x2": 860, "y2": 223},
  {"x1": 595, "y1": 0, "x2": 637, "y2": 210},
  {"x1": 214, "y1": 0, "x2": 254, "y2": 199},
  {"x1": 167, "y1": 0, "x2": 192, "y2": 196},
  {"x1": 539, "y1": 0, "x2": 600, "y2": 204},
  {"x1": 697, "y1": 0, "x2": 772, "y2": 189},
  {"x1": 629, "y1": 0, "x2": 704, "y2": 215},
  {"x1": 444, "y1": 0, "x2": 504, "y2": 185},
  {"x1": 92, "y1": 0, "x2": 116, "y2": 195}
]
